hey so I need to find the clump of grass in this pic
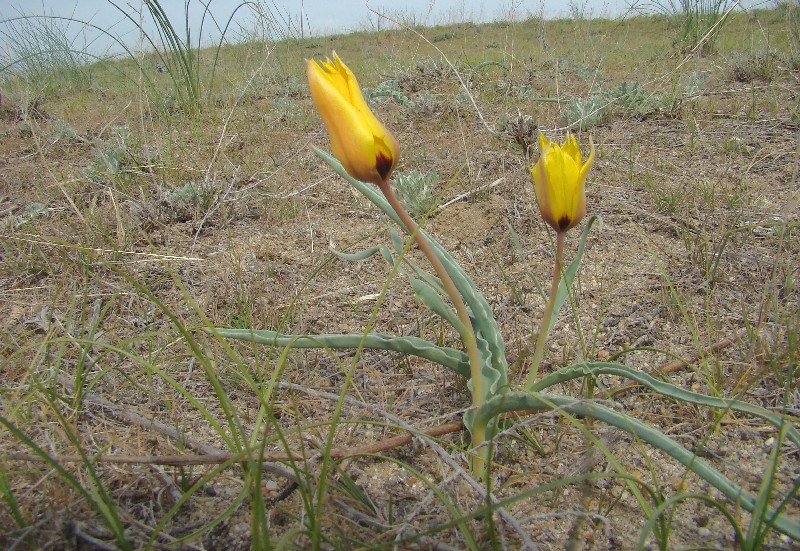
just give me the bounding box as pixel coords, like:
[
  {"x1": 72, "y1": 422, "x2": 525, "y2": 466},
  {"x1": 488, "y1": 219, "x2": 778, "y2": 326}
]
[
  {"x1": 647, "y1": 0, "x2": 736, "y2": 54},
  {"x1": 431, "y1": 31, "x2": 457, "y2": 42},
  {"x1": 644, "y1": 175, "x2": 685, "y2": 214},
  {"x1": 392, "y1": 170, "x2": 439, "y2": 218},
  {"x1": 776, "y1": 0, "x2": 800, "y2": 54},
  {"x1": 0, "y1": 10, "x2": 95, "y2": 96},
  {"x1": 728, "y1": 49, "x2": 782, "y2": 82},
  {"x1": 106, "y1": 0, "x2": 262, "y2": 114}
]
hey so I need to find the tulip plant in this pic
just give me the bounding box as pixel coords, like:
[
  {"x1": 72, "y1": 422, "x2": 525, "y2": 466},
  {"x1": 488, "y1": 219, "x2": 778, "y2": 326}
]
[{"x1": 216, "y1": 53, "x2": 800, "y2": 539}]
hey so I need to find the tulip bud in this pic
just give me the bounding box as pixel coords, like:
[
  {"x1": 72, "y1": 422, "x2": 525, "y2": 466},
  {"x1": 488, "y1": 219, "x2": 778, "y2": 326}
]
[
  {"x1": 531, "y1": 133, "x2": 594, "y2": 233},
  {"x1": 307, "y1": 52, "x2": 400, "y2": 185}
]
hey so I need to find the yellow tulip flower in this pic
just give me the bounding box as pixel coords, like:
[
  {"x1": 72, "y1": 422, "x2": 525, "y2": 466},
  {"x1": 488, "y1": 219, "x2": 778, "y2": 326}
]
[
  {"x1": 531, "y1": 133, "x2": 594, "y2": 233},
  {"x1": 307, "y1": 52, "x2": 400, "y2": 185}
]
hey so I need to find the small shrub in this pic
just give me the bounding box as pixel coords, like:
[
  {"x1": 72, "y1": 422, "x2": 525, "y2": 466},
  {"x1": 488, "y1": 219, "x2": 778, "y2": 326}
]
[
  {"x1": 497, "y1": 113, "x2": 538, "y2": 156},
  {"x1": 605, "y1": 81, "x2": 649, "y2": 111},
  {"x1": 362, "y1": 80, "x2": 411, "y2": 107},
  {"x1": 50, "y1": 120, "x2": 80, "y2": 144},
  {"x1": 82, "y1": 126, "x2": 136, "y2": 186},
  {"x1": 392, "y1": 171, "x2": 438, "y2": 218},
  {"x1": 557, "y1": 57, "x2": 601, "y2": 81},
  {"x1": 161, "y1": 181, "x2": 216, "y2": 221},
  {"x1": 560, "y1": 95, "x2": 607, "y2": 130},
  {"x1": 0, "y1": 202, "x2": 48, "y2": 231},
  {"x1": 680, "y1": 70, "x2": 708, "y2": 97},
  {"x1": 728, "y1": 50, "x2": 782, "y2": 82},
  {"x1": 602, "y1": 81, "x2": 681, "y2": 119},
  {"x1": 410, "y1": 89, "x2": 441, "y2": 116},
  {"x1": 271, "y1": 96, "x2": 300, "y2": 122},
  {"x1": 431, "y1": 31, "x2": 456, "y2": 42},
  {"x1": 16, "y1": 91, "x2": 49, "y2": 120}
]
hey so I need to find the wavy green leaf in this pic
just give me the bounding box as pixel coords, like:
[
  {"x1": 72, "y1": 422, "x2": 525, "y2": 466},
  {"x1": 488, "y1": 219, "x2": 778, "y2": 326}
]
[
  {"x1": 331, "y1": 246, "x2": 384, "y2": 261},
  {"x1": 531, "y1": 361, "x2": 800, "y2": 447},
  {"x1": 213, "y1": 328, "x2": 470, "y2": 378},
  {"x1": 472, "y1": 391, "x2": 800, "y2": 541}
]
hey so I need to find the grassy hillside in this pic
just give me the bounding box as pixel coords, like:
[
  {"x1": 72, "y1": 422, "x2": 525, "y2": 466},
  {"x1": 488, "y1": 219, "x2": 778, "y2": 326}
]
[{"x1": 1, "y1": 4, "x2": 799, "y2": 549}]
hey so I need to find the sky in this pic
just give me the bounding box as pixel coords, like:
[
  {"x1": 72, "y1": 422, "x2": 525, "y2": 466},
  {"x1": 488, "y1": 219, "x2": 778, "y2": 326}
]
[{"x1": 1, "y1": 0, "x2": 767, "y2": 58}]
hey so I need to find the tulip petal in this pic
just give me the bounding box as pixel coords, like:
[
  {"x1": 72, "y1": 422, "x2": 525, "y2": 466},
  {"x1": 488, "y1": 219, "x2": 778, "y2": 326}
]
[
  {"x1": 307, "y1": 53, "x2": 400, "y2": 184},
  {"x1": 530, "y1": 133, "x2": 592, "y2": 233}
]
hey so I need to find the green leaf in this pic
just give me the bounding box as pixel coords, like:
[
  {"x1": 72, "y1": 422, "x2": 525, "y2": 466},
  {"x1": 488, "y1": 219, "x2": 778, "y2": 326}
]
[
  {"x1": 531, "y1": 361, "x2": 800, "y2": 448},
  {"x1": 331, "y1": 246, "x2": 384, "y2": 261},
  {"x1": 408, "y1": 277, "x2": 466, "y2": 335},
  {"x1": 213, "y1": 328, "x2": 470, "y2": 379},
  {"x1": 472, "y1": 390, "x2": 800, "y2": 541}
]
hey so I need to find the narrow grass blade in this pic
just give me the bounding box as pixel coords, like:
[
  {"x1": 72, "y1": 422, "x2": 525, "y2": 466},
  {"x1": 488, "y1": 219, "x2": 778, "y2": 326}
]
[
  {"x1": 0, "y1": 467, "x2": 25, "y2": 528},
  {"x1": 548, "y1": 214, "x2": 603, "y2": 334},
  {"x1": 0, "y1": 414, "x2": 132, "y2": 550},
  {"x1": 745, "y1": 420, "x2": 788, "y2": 549},
  {"x1": 637, "y1": 494, "x2": 745, "y2": 550}
]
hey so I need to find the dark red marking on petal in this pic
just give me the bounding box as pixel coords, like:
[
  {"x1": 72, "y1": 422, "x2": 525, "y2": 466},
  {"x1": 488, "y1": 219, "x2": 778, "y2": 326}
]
[
  {"x1": 557, "y1": 215, "x2": 572, "y2": 231},
  {"x1": 376, "y1": 152, "x2": 393, "y2": 180}
]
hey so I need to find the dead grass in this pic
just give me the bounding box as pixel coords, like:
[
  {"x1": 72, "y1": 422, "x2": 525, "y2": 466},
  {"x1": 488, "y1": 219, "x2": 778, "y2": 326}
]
[{"x1": 1, "y1": 6, "x2": 799, "y2": 549}]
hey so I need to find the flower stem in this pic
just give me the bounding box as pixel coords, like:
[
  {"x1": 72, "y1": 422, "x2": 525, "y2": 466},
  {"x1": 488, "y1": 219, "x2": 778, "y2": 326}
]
[
  {"x1": 525, "y1": 231, "x2": 565, "y2": 390},
  {"x1": 378, "y1": 180, "x2": 488, "y2": 475}
]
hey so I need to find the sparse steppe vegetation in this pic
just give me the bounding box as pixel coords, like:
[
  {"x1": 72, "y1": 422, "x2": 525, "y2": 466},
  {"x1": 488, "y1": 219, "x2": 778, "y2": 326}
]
[{"x1": 1, "y1": 2, "x2": 799, "y2": 549}]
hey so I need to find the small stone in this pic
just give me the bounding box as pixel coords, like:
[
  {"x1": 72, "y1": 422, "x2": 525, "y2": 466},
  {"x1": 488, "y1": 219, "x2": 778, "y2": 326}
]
[
  {"x1": 764, "y1": 436, "x2": 775, "y2": 447},
  {"x1": 698, "y1": 527, "x2": 712, "y2": 538},
  {"x1": 264, "y1": 480, "x2": 278, "y2": 491}
]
